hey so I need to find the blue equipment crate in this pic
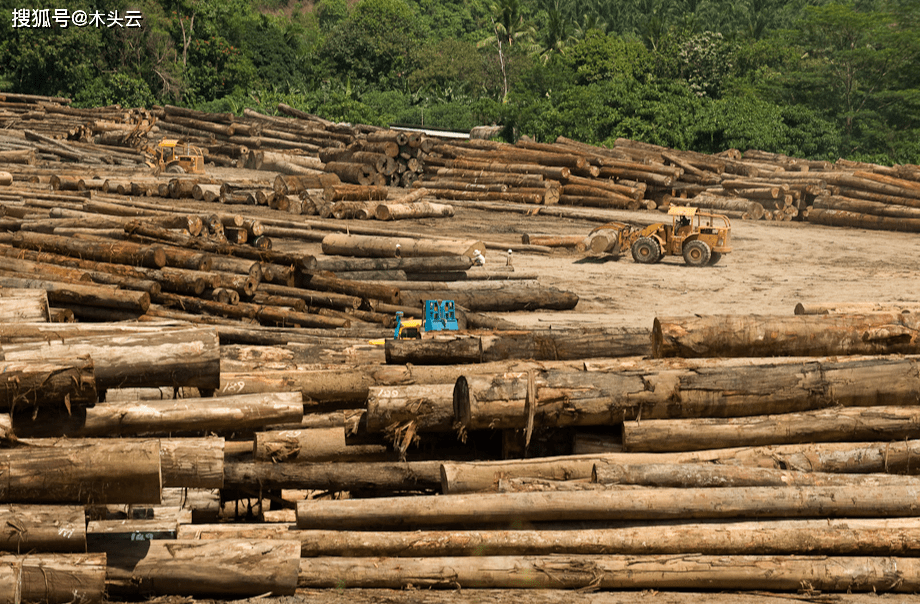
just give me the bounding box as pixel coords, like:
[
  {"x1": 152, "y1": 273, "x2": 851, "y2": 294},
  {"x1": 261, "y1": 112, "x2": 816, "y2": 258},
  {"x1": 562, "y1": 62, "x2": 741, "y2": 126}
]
[{"x1": 424, "y1": 299, "x2": 459, "y2": 332}]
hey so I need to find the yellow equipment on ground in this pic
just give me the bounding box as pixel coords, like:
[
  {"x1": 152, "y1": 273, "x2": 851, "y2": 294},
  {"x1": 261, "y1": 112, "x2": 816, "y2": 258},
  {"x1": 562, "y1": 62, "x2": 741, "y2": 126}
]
[
  {"x1": 153, "y1": 139, "x2": 205, "y2": 175},
  {"x1": 589, "y1": 206, "x2": 732, "y2": 266}
]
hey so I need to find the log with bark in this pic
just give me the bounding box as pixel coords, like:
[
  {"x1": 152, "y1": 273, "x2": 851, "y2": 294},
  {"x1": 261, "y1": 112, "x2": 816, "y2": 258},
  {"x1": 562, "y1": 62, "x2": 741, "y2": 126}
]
[
  {"x1": 223, "y1": 460, "x2": 441, "y2": 493},
  {"x1": 621, "y1": 406, "x2": 920, "y2": 452},
  {"x1": 0, "y1": 439, "x2": 161, "y2": 504},
  {"x1": 1, "y1": 325, "x2": 220, "y2": 391},
  {"x1": 103, "y1": 539, "x2": 299, "y2": 598},
  {"x1": 375, "y1": 201, "x2": 455, "y2": 221},
  {"x1": 806, "y1": 207, "x2": 920, "y2": 232},
  {"x1": 0, "y1": 275, "x2": 150, "y2": 314},
  {"x1": 0, "y1": 357, "x2": 97, "y2": 412},
  {"x1": 321, "y1": 233, "x2": 485, "y2": 259},
  {"x1": 397, "y1": 285, "x2": 578, "y2": 312},
  {"x1": 385, "y1": 327, "x2": 650, "y2": 364},
  {"x1": 230, "y1": 517, "x2": 920, "y2": 557},
  {"x1": 300, "y1": 483, "x2": 920, "y2": 531},
  {"x1": 652, "y1": 312, "x2": 920, "y2": 357},
  {"x1": 794, "y1": 301, "x2": 920, "y2": 315},
  {"x1": 0, "y1": 230, "x2": 167, "y2": 268},
  {"x1": 0, "y1": 553, "x2": 106, "y2": 604},
  {"x1": 253, "y1": 427, "x2": 389, "y2": 463},
  {"x1": 10, "y1": 391, "x2": 303, "y2": 438},
  {"x1": 0, "y1": 505, "x2": 87, "y2": 553},
  {"x1": 440, "y1": 439, "x2": 920, "y2": 493},
  {"x1": 296, "y1": 553, "x2": 920, "y2": 591}
]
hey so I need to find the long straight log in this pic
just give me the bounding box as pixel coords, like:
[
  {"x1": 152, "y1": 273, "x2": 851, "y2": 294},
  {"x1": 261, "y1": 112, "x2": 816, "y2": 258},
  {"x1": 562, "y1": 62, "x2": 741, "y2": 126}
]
[
  {"x1": 623, "y1": 406, "x2": 920, "y2": 451},
  {"x1": 321, "y1": 233, "x2": 484, "y2": 259},
  {"x1": 0, "y1": 440, "x2": 161, "y2": 504},
  {"x1": 456, "y1": 355, "x2": 920, "y2": 430},
  {"x1": 385, "y1": 328, "x2": 650, "y2": 365},
  {"x1": 375, "y1": 201, "x2": 454, "y2": 221},
  {"x1": 398, "y1": 286, "x2": 578, "y2": 312},
  {"x1": 296, "y1": 554, "x2": 920, "y2": 591},
  {"x1": 1, "y1": 326, "x2": 220, "y2": 391},
  {"x1": 0, "y1": 357, "x2": 97, "y2": 412},
  {"x1": 441, "y1": 439, "x2": 920, "y2": 493},
  {"x1": 253, "y1": 428, "x2": 389, "y2": 463},
  {"x1": 105, "y1": 539, "x2": 299, "y2": 598},
  {"x1": 0, "y1": 231, "x2": 166, "y2": 268},
  {"x1": 223, "y1": 461, "x2": 441, "y2": 492},
  {"x1": 807, "y1": 207, "x2": 920, "y2": 232},
  {"x1": 652, "y1": 313, "x2": 920, "y2": 357},
  {"x1": 11, "y1": 392, "x2": 303, "y2": 438},
  {"x1": 0, "y1": 276, "x2": 150, "y2": 313},
  {"x1": 227, "y1": 518, "x2": 920, "y2": 557},
  {"x1": 795, "y1": 301, "x2": 920, "y2": 315},
  {"x1": 592, "y1": 463, "x2": 920, "y2": 489}
]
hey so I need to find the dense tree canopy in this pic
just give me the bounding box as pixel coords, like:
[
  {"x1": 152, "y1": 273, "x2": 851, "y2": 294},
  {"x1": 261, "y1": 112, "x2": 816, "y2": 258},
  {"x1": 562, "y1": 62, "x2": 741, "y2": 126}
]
[{"x1": 1, "y1": 0, "x2": 918, "y2": 164}]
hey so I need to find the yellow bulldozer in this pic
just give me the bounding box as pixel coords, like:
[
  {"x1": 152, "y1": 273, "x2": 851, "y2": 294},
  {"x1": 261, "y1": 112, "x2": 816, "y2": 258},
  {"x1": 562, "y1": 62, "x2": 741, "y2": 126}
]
[
  {"x1": 588, "y1": 206, "x2": 732, "y2": 266},
  {"x1": 151, "y1": 139, "x2": 205, "y2": 175}
]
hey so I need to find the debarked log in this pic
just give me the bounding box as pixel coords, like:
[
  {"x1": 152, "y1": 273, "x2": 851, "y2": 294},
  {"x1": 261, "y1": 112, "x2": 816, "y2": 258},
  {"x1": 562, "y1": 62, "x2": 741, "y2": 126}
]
[
  {"x1": 296, "y1": 485, "x2": 920, "y2": 529},
  {"x1": 0, "y1": 288, "x2": 50, "y2": 322},
  {"x1": 621, "y1": 406, "x2": 920, "y2": 452},
  {"x1": 652, "y1": 313, "x2": 920, "y2": 357},
  {"x1": 296, "y1": 554, "x2": 920, "y2": 591},
  {"x1": 0, "y1": 440, "x2": 161, "y2": 504},
  {"x1": 454, "y1": 355, "x2": 920, "y2": 431},
  {"x1": 0, "y1": 357, "x2": 96, "y2": 412},
  {"x1": 1, "y1": 326, "x2": 220, "y2": 391},
  {"x1": 10, "y1": 392, "x2": 303, "y2": 438},
  {"x1": 105, "y1": 539, "x2": 299, "y2": 598}
]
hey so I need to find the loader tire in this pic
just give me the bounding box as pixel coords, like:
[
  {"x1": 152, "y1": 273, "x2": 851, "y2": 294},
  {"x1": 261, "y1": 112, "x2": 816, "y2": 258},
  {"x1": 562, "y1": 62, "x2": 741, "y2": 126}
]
[
  {"x1": 631, "y1": 237, "x2": 661, "y2": 264},
  {"x1": 165, "y1": 162, "x2": 186, "y2": 174},
  {"x1": 683, "y1": 240, "x2": 711, "y2": 267},
  {"x1": 709, "y1": 251, "x2": 723, "y2": 265}
]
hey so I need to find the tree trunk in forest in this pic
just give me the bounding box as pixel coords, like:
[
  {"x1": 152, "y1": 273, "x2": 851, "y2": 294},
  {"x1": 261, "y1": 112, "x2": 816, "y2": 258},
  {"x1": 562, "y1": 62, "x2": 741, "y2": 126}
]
[{"x1": 652, "y1": 313, "x2": 920, "y2": 357}]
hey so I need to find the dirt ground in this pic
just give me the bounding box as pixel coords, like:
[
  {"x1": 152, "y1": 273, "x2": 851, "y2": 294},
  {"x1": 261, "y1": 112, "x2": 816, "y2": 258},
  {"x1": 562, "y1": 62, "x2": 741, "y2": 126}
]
[{"x1": 424, "y1": 206, "x2": 920, "y2": 329}]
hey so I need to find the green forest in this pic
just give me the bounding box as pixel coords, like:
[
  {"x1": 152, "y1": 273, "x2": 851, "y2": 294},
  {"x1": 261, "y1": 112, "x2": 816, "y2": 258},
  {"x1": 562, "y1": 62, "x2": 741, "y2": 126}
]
[{"x1": 1, "y1": 0, "x2": 918, "y2": 164}]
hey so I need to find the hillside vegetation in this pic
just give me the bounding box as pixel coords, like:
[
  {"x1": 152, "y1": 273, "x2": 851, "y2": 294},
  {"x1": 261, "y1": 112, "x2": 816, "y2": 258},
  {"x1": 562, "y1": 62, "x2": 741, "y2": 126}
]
[{"x1": 1, "y1": 0, "x2": 918, "y2": 164}]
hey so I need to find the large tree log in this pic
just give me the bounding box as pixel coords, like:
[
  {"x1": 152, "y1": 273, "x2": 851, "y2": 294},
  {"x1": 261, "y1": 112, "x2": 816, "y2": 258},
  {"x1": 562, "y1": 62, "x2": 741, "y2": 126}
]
[
  {"x1": 365, "y1": 384, "x2": 456, "y2": 432},
  {"x1": 0, "y1": 506, "x2": 86, "y2": 553},
  {"x1": 0, "y1": 553, "x2": 106, "y2": 604},
  {"x1": 321, "y1": 233, "x2": 485, "y2": 259},
  {"x1": 10, "y1": 392, "x2": 303, "y2": 438},
  {"x1": 0, "y1": 440, "x2": 161, "y2": 504},
  {"x1": 592, "y1": 463, "x2": 920, "y2": 489},
  {"x1": 297, "y1": 485, "x2": 920, "y2": 529},
  {"x1": 385, "y1": 328, "x2": 650, "y2": 364},
  {"x1": 104, "y1": 539, "x2": 299, "y2": 598},
  {"x1": 0, "y1": 276, "x2": 150, "y2": 313},
  {"x1": 211, "y1": 518, "x2": 920, "y2": 557},
  {"x1": 398, "y1": 286, "x2": 579, "y2": 312},
  {"x1": 296, "y1": 554, "x2": 920, "y2": 591},
  {"x1": 807, "y1": 207, "x2": 920, "y2": 232},
  {"x1": 0, "y1": 357, "x2": 96, "y2": 412},
  {"x1": 455, "y1": 355, "x2": 920, "y2": 431},
  {"x1": 253, "y1": 428, "x2": 389, "y2": 463},
  {"x1": 224, "y1": 461, "x2": 441, "y2": 492},
  {"x1": 218, "y1": 359, "x2": 586, "y2": 404},
  {"x1": 375, "y1": 201, "x2": 455, "y2": 221},
  {"x1": 794, "y1": 301, "x2": 920, "y2": 315},
  {"x1": 622, "y1": 406, "x2": 920, "y2": 451},
  {"x1": 440, "y1": 440, "x2": 920, "y2": 493},
  {"x1": 0, "y1": 231, "x2": 166, "y2": 268},
  {"x1": 311, "y1": 255, "x2": 473, "y2": 274},
  {"x1": 652, "y1": 313, "x2": 920, "y2": 357},
  {"x1": 0, "y1": 289, "x2": 49, "y2": 322},
  {"x1": 1, "y1": 325, "x2": 220, "y2": 391}
]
